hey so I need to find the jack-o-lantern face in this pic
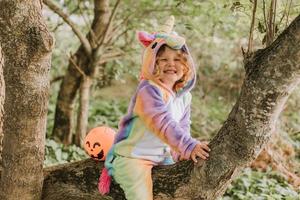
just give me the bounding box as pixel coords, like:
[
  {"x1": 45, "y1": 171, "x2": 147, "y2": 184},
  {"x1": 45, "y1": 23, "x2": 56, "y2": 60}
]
[
  {"x1": 85, "y1": 141, "x2": 104, "y2": 160},
  {"x1": 84, "y1": 126, "x2": 115, "y2": 161}
]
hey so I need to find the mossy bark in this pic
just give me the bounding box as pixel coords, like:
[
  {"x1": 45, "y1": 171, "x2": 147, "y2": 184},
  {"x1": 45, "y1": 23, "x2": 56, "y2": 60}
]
[{"x1": 0, "y1": 0, "x2": 53, "y2": 199}]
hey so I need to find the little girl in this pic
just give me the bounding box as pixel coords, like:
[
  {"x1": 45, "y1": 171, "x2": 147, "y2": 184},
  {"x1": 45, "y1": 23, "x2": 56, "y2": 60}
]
[{"x1": 99, "y1": 16, "x2": 210, "y2": 200}]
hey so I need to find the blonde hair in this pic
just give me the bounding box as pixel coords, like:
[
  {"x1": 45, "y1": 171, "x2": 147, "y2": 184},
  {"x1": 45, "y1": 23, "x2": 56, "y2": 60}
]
[{"x1": 154, "y1": 45, "x2": 191, "y2": 92}]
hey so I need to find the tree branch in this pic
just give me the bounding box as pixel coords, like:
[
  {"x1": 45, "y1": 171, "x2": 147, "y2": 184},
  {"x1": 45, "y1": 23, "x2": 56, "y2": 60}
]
[
  {"x1": 105, "y1": 13, "x2": 133, "y2": 45},
  {"x1": 191, "y1": 14, "x2": 300, "y2": 199},
  {"x1": 50, "y1": 76, "x2": 64, "y2": 85},
  {"x1": 97, "y1": 0, "x2": 121, "y2": 48},
  {"x1": 68, "y1": 54, "x2": 86, "y2": 77},
  {"x1": 247, "y1": 0, "x2": 257, "y2": 55},
  {"x1": 43, "y1": 0, "x2": 92, "y2": 56},
  {"x1": 285, "y1": 0, "x2": 292, "y2": 28},
  {"x1": 98, "y1": 51, "x2": 124, "y2": 65},
  {"x1": 78, "y1": 1, "x2": 92, "y2": 31},
  {"x1": 41, "y1": 159, "x2": 194, "y2": 200},
  {"x1": 266, "y1": 0, "x2": 277, "y2": 46}
]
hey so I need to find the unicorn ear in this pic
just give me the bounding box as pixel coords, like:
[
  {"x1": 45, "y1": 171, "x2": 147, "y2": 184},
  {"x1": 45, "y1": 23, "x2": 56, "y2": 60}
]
[{"x1": 137, "y1": 31, "x2": 155, "y2": 47}]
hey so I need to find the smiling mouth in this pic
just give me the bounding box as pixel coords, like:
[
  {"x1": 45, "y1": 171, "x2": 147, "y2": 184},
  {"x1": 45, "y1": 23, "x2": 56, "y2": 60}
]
[
  {"x1": 163, "y1": 69, "x2": 177, "y2": 74},
  {"x1": 91, "y1": 150, "x2": 104, "y2": 160}
]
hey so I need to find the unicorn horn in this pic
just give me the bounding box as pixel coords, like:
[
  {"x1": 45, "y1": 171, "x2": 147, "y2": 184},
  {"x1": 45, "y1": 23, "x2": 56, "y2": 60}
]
[{"x1": 158, "y1": 15, "x2": 175, "y2": 34}]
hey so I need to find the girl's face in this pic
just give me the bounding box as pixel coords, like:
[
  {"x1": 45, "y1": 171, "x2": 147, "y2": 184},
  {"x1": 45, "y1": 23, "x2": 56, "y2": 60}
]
[{"x1": 155, "y1": 46, "x2": 184, "y2": 89}]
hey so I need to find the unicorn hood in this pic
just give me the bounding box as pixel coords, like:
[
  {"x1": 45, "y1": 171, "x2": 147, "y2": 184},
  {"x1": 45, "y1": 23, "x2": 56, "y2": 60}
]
[{"x1": 137, "y1": 16, "x2": 196, "y2": 97}]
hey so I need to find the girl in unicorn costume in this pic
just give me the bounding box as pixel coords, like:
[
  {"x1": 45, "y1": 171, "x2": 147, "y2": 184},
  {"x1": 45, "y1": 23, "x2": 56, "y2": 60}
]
[{"x1": 99, "y1": 16, "x2": 210, "y2": 200}]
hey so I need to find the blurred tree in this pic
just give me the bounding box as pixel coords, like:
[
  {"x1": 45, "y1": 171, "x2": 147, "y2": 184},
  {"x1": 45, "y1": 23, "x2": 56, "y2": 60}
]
[
  {"x1": 44, "y1": 0, "x2": 125, "y2": 146},
  {"x1": 0, "y1": 0, "x2": 54, "y2": 199}
]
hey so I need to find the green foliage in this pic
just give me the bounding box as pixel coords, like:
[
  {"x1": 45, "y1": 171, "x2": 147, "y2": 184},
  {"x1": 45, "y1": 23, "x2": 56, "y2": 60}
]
[
  {"x1": 222, "y1": 168, "x2": 300, "y2": 200},
  {"x1": 44, "y1": 139, "x2": 88, "y2": 167},
  {"x1": 190, "y1": 91, "x2": 232, "y2": 139},
  {"x1": 88, "y1": 98, "x2": 129, "y2": 130}
]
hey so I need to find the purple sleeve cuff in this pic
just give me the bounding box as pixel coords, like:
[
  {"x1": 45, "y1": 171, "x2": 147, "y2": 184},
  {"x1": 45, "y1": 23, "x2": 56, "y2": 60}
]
[{"x1": 184, "y1": 138, "x2": 198, "y2": 159}]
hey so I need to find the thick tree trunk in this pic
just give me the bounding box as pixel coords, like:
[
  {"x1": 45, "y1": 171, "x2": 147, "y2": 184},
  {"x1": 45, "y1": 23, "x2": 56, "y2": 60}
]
[
  {"x1": 183, "y1": 14, "x2": 300, "y2": 200},
  {"x1": 75, "y1": 76, "x2": 93, "y2": 147},
  {"x1": 42, "y1": 159, "x2": 109, "y2": 200},
  {"x1": 52, "y1": 0, "x2": 110, "y2": 144},
  {"x1": 41, "y1": 14, "x2": 300, "y2": 200},
  {"x1": 41, "y1": 159, "x2": 193, "y2": 200},
  {"x1": 52, "y1": 48, "x2": 86, "y2": 144},
  {"x1": 0, "y1": 0, "x2": 53, "y2": 199},
  {"x1": 0, "y1": 46, "x2": 4, "y2": 166}
]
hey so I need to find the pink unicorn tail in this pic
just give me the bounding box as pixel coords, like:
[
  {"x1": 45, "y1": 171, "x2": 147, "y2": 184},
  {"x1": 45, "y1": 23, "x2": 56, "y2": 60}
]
[{"x1": 98, "y1": 168, "x2": 112, "y2": 195}]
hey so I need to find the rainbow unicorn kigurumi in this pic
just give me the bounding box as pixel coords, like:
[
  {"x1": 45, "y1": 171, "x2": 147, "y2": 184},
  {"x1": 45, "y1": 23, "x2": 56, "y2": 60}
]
[{"x1": 99, "y1": 16, "x2": 201, "y2": 200}]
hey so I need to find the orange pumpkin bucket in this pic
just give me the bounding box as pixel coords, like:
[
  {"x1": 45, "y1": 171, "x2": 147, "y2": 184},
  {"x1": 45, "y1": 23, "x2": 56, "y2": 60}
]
[{"x1": 84, "y1": 126, "x2": 116, "y2": 161}]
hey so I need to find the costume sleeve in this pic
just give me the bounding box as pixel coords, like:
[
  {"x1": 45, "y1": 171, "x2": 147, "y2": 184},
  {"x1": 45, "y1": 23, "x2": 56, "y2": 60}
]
[
  {"x1": 134, "y1": 84, "x2": 198, "y2": 159},
  {"x1": 172, "y1": 103, "x2": 192, "y2": 162},
  {"x1": 180, "y1": 104, "x2": 191, "y2": 134}
]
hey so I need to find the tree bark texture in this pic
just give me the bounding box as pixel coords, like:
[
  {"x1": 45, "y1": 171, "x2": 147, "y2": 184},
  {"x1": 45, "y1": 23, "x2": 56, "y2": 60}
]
[
  {"x1": 41, "y1": 14, "x2": 300, "y2": 200},
  {"x1": 183, "y1": 14, "x2": 300, "y2": 200},
  {"x1": 75, "y1": 76, "x2": 93, "y2": 147},
  {"x1": 42, "y1": 159, "x2": 111, "y2": 200},
  {"x1": 0, "y1": 46, "x2": 4, "y2": 166},
  {"x1": 52, "y1": 0, "x2": 110, "y2": 144},
  {"x1": 42, "y1": 159, "x2": 194, "y2": 200},
  {"x1": 0, "y1": 0, "x2": 54, "y2": 199}
]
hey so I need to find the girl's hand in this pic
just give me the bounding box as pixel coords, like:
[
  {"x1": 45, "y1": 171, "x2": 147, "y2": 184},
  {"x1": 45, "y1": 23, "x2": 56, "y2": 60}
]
[{"x1": 190, "y1": 141, "x2": 210, "y2": 163}]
